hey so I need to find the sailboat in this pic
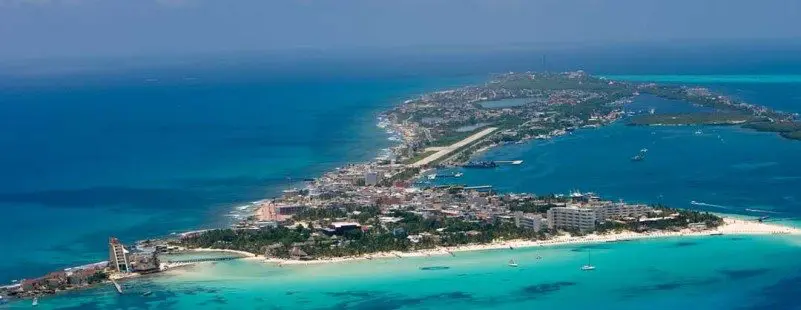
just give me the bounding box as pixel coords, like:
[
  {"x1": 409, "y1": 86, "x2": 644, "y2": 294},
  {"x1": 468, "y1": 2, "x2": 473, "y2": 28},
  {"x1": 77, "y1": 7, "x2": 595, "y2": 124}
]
[
  {"x1": 508, "y1": 259, "x2": 518, "y2": 267},
  {"x1": 581, "y1": 251, "x2": 596, "y2": 271},
  {"x1": 32, "y1": 297, "x2": 39, "y2": 307}
]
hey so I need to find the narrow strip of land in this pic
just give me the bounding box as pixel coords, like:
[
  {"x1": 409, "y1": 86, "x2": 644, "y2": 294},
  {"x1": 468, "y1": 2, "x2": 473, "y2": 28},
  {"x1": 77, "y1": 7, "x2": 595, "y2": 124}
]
[{"x1": 410, "y1": 127, "x2": 497, "y2": 167}]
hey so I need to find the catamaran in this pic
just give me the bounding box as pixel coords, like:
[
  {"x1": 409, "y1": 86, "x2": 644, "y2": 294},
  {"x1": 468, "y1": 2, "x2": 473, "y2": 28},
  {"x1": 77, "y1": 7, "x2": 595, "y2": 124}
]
[
  {"x1": 508, "y1": 259, "x2": 518, "y2": 267},
  {"x1": 581, "y1": 251, "x2": 596, "y2": 271}
]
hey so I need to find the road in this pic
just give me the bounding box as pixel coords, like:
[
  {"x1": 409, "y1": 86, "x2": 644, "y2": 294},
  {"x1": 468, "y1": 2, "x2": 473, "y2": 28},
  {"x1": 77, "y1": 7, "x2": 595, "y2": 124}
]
[{"x1": 410, "y1": 127, "x2": 497, "y2": 168}]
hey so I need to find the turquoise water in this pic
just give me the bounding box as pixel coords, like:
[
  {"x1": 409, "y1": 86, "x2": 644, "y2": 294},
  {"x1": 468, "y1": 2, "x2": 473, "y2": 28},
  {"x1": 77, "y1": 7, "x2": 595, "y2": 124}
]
[
  {"x1": 14, "y1": 235, "x2": 801, "y2": 309},
  {"x1": 5, "y1": 57, "x2": 801, "y2": 308}
]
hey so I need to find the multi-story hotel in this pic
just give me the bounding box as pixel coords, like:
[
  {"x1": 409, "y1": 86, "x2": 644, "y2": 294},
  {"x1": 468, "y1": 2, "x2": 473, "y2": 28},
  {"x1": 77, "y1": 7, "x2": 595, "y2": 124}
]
[{"x1": 546, "y1": 206, "x2": 597, "y2": 232}]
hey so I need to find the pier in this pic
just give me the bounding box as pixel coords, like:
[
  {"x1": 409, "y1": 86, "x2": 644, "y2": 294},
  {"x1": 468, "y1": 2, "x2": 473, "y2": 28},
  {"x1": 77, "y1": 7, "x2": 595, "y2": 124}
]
[{"x1": 164, "y1": 256, "x2": 244, "y2": 264}]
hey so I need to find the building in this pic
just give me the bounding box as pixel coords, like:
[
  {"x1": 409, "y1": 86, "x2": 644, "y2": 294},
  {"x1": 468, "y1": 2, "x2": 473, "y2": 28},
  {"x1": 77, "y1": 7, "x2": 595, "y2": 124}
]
[
  {"x1": 322, "y1": 222, "x2": 362, "y2": 236},
  {"x1": 594, "y1": 203, "x2": 651, "y2": 221},
  {"x1": 128, "y1": 252, "x2": 160, "y2": 274},
  {"x1": 547, "y1": 206, "x2": 597, "y2": 232},
  {"x1": 364, "y1": 172, "x2": 381, "y2": 186},
  {"x1": 108, "y1": 237, "x2": 130, "y2": 273},
  {"x1": 514, "y1": 212, "x2": 543, "y2": 231},
  {"x1": 276, "y1": 204, "x2": 308, "y2": 216}
]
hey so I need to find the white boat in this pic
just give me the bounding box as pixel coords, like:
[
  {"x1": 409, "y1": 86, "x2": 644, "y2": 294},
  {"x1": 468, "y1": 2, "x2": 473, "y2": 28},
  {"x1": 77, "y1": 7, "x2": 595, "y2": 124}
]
[
  {"x1": 640, "y1": 148, "x2": 648, "y2": 153},
  {"x1": 508, "y1": 259, "x2": 518, "y2": 267},
  {"x1": 454, "y1": 172, "x2": 463, "y2": 177},
  {"x1": 695, "y1": 130, "x2": 703, "y2": 135},
  {"x1": 426, "y1": 174, "x2": 437, "y2": 180},
  {"x1": 32, "y1": 297, "x2": 38, "y2": 307},
  {"x1": 581, "y1": 251, "x2": 596, "y2": 271}
]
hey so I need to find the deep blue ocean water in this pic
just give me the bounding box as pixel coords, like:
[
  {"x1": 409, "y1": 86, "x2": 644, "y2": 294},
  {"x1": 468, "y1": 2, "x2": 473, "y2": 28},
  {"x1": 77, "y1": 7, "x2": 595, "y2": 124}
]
[
  {"x1": 0, "y1": 71, "x2": 480, "y2": 282},
  {"x1": 4, "y1": 46, "x2": 801, "y2": 309}
]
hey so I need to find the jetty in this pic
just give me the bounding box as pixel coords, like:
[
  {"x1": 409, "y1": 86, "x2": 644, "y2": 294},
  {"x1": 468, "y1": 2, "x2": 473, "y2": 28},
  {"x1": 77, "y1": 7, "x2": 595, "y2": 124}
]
[
  {"x1": 464, "y1": 185, "x2": 493, "y2": 191},
  {"x1": 494, "y1": 160, "x2": 524, "y2": 165},
  {"x1": 110, "y1": 279, "x2": 122, "y2": 294}
]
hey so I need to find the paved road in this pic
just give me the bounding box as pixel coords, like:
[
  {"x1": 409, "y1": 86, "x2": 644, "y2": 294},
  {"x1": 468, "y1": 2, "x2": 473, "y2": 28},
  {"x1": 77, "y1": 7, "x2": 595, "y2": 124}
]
[{"x1": 410, "y1": 127, "x2": 497, "y2": 168}]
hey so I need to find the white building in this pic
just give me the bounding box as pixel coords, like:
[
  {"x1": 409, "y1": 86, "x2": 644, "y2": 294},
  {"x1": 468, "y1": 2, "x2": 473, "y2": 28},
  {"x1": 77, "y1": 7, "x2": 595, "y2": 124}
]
[
  {"x1": 514, "y1": 212, "x2": 543, "y2": 231},
  {"x1": 108, "y1": 237, "x2": 130, "y2": 273},
  {"x1": 547, "y1": 206, "x2": 597, "y2": 232},
  {"x1": 594, "y1": 203, "x2": 651, "y2": 221}
]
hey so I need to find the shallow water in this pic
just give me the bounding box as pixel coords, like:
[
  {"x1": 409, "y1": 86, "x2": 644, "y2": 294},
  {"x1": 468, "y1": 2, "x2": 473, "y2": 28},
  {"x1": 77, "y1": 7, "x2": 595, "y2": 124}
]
[{"x1": 16, "y1": 235, "x2": 801, "y2": 309}]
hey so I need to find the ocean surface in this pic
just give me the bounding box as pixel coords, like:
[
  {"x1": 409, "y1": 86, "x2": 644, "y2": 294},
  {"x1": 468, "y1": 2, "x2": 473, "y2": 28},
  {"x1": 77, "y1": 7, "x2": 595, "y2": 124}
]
[
  {"x1": 5, "y1": 49, "x2": 801, "y2": 309},
  {"x1": 0, "y1": 71, "x2": 480, "y2": 282}
]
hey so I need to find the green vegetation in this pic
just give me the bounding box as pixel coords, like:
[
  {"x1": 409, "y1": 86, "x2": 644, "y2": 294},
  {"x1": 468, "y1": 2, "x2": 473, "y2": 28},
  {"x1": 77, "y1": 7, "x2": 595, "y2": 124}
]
[
  {"x1": 379, "y1": 168, "x2": 421, "y2": 186},
  {"x1": 178, "y1": 208, "x2": 548, "y2": 259},
  {"x1": 628, "y1": 113, "x2": 755, "y2": 126},
  {"x1": 742, "y1": 121, "x2": 801, "y2": 141},
  {"x1": 402, "y1": 150, "x2": 437, "y2": 165},
  {"x1": 86, "y1": 271, "x2": 109, "y2": 284},
  {"x1": 596, "y1": 207, "x2": 723, "y2": 233},
  {"x1": 430, "y1": 128, "x2": 484, "y2": 147},
  {"x1": 743, "y1": 121, "x2": 801, "y2": 132}
]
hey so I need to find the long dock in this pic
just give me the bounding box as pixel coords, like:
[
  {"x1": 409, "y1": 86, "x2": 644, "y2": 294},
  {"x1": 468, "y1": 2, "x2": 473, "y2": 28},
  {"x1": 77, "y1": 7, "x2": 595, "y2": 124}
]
[
  {"x1": 164, "y1": 256, "x2": 243, "y2": 264},
  {"x1": 410, "y1": 127, "x2": 497, "y2": 168}
]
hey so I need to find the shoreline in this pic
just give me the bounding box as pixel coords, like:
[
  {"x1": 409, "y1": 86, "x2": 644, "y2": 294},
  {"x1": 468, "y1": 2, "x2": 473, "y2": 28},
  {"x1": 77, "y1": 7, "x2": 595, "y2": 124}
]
[{"x1": 243, "y1": 217, "x2": 799, "y2": 266}]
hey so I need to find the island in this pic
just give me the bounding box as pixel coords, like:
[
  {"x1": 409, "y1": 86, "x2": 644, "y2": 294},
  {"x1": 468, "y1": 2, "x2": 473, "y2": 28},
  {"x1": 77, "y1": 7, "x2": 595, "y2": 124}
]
[{"x1": 3, "y1": 71, "x2": 799, "y2": 303}]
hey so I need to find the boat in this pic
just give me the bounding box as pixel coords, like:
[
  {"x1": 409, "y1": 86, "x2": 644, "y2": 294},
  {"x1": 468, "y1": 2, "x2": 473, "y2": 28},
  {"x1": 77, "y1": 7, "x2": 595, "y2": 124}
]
[
  {"x1": 508, "y1": 259, "x2": 518, "y2": 267},
  {"x1": 630, "y1": 154, "x2": 645, "y2": 162},
  {"x1": 510, "y1": 160, "x2": 523, "y2": 165},
  {"x1": 640, "y1": 148, "x2": 648, "y2": 153},
  {"x1": 581, "y1": 251, "x2": 596, "y2": 271},
  {"x1": 32, "y1": 297, "x2": 38, "y2": 307},
  {"x1": 419, "y1": 266, "x2": 450, "y2": 271},
  {"x1": 426, "y1": 174, "x2": 437, "y2": 180},
  {"x1": 142, "y1": 291, "x2": 153, "y2": 297},
  {"x1": 453, "y1": 172, "x2": 463, "y2": 177},
  {"x1": 695, "y1": 130, "x2": 703, "y2": 135}
]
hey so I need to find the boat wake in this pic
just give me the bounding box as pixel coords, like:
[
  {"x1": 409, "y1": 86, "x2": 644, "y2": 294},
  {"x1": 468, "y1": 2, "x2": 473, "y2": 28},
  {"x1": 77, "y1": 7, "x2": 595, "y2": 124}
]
[
  {"x1": 690, "y1": 201, "x2": 732, "y2": 209},
  {"x1": 744, "y1": 208, "x2": 782, "y2": 214}
]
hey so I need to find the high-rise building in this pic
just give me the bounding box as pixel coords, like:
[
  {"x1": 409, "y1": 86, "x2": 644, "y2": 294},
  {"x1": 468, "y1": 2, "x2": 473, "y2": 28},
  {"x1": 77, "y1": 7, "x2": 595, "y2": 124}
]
[
  {"x1": 547, "y1": 206, "x2": 597, "y2": 232},
  {"x1": 108, "y1": 237, "x2": 130, "y2": 273}
]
